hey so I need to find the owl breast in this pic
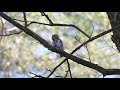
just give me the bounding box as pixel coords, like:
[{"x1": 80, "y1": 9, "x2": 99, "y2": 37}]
[{"x1": 52, "y1": 39, "x2": 64, "y2": 50}]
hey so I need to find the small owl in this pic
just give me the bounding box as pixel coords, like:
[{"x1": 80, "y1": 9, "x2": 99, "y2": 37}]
[{"x1": 52, "y1": 34, "x2": 64, "y2": 57}]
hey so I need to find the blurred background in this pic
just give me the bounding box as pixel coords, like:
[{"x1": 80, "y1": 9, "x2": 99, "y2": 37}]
[{"x1": 0, "y1": 12, "x2": 119, "y2": 78}]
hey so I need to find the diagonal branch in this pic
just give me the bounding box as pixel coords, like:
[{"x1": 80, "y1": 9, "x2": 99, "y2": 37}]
[
  {"x1": 28, "y1": 22, "x2": 91, "y2": 39},
  {"x1": 13, "y1": 18, "x2": 91, "y2": 38},
  {"x1": 71, "y1": 29, "x2": 113, "y2": 54},
  {"x1": 39, "y1": 12, "x2": 89, "y2": 38},
  {"x1": 47, "y1": 58, "x2": 68, "y2": 78},
  {"x1": 46, "y1": 68, "x2": 63, "y2": 78},
  {"x1": 40, "y1": 12, "x2": 73, "y2": 77},
  {"x1": 64, "y1": 70, "x2": 69, "y2": 78},
  {"x1": 1, "y1": 12, "x2": 120, "y2": 77},
  {"x1": 23, "y1": 12, "x2": 27, "y2": 27},
  {"x1": 48, "y1": 28, "x2": 114, "y2": 77},
  {"x1": 40, "y1": 12, "x2": 53, "y2": 24},
  {"x1": 30, "y1": 72, "x2": 45, "y2": 78}
]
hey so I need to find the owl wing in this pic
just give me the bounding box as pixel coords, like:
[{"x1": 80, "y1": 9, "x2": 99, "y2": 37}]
[
  {"x1": 52, "y1": 40, "x2": 58, "y2": 47},
  {"x1": 52, "y1": 39, "x2": 64, "y2": 50},
  {"x1": 52, "y1": 41, "x2": 55, "y2": 46},
  {"x1": 58, "y1": 39, "x2": 64, "y2": 50}
]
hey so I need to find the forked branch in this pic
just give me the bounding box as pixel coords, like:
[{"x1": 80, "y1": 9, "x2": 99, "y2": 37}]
[{"x1": 1, "y1": 12, "x2": 120, "y2": 77}]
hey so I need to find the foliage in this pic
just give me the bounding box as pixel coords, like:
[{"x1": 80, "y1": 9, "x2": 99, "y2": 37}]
[{"x1": 0, "y1": 12, "x2": 118, "y2": 78}]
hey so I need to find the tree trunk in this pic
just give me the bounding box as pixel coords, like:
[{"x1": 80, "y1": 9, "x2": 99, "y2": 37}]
[{"x1": 107, "y1": 12, "x2": 120, "y2": 52}]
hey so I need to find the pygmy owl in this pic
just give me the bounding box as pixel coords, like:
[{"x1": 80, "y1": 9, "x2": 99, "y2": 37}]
[{"x1": 52, "y1": 34, "x2": 64, "y2": 57}]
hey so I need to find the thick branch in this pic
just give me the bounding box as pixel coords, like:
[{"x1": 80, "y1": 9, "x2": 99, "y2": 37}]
[
  {"x1": 48, "y1": 24, "x2": 115, "y2": 77},
  {"x1": 1, "y1": 12, "x2": 120, "y2": 77}
]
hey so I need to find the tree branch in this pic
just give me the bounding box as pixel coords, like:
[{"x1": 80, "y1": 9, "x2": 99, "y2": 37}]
[
  {"x1": 13, "y1": 18, "x2": 91, "y2": 38},
  {"x1": 30, "y1": 72, "x2": 45, "y2": 78},
  {"x1": 0, "y1": 31, "x2": 22, "y2": 36},
  {"x1": 71, "y1": 28, "x2": 114, "y2": 54},
  {"x1": 40, "y1": 12, "x2": 73, "y2": 77},
  {"x1": 40, "y1": 12, "x2": 53, "y2": 24},
  {"x1": 23, "y1": 12, "x2": 27, "y2": 27},
  {"x1": 66, "y1": 59, "x2": 72, "y2": 78},
  {"x1": 0, "y1": 17, "x2": 4, "y2": 42},
  {"x1": 46, "y1": 68, "x2": 63, "y2": 78},
  {"x1": 28, "y1": 22, "x2": 91, "y2": 39},
  {"x1": 47, "y1": 27, "x2": 115, "y2": 77},
  {"x1": 1, "y1": 12, "x2": 120, "y2": 77}
]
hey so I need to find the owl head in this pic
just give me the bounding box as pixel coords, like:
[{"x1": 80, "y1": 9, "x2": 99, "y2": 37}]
[{"x1": 52, "y1": 34, "x2": 59, "y2": 41}]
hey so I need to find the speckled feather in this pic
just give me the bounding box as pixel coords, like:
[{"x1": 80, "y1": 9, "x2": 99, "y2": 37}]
[{"x1": 52, "y1": 34, "x2": 64, "y2": 57}]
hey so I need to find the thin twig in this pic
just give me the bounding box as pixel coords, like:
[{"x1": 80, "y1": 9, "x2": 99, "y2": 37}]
[
  {"x1": 47, "y1": 58, "x2": 68, "y2": 78},
  {"x1": 23, "y1": 12, "x2": 27, "y2": 27},
  {"x1": 64, "y1": 70, "x2": 69, "y2": 78},
  {"x1": 75, "y1": 36, "x2": 91, "y2": 62},
  {"x1": 0, "y1": 30, "x2": 22, "y2": 36},
  {"x1": 13, "y1": 18, "x2": 25, "y2": 22},
  {"x1": 108, "y1": 53, "x2": 119, "y2": 57},
  {"x1": 84, "y1": 29, "x2": 93, "y2": 62},
  {"x1": 47, "y1": 29, "x2": 113, "y2": 77},
  {"x1": 12, "y1": 15, "x2": 116, "y2": 77},
  {"x1": 0, "y1": 18, "x2": 23, "y2": 36},
  {"x1": 71, "y1": 28, "x2": 113, "y2": 54},
  {"x1": 46, "y1": 68, "x2": 62, "y2": 78},
  {"x1": 66, "y1": 60, "x2": 72, "y2": 78},
  {"x1": 101, "y1": 37, "x2": 118, "y2": 52},
  {"x1": 90, "y1": 25, "x2": 94, "y2": 37},
  {"x1": 40, "y1": 12, "x2": 72, "y2": 78},
  {"x1": 76, "y1": 53, "x2": 90, "y2": 60},
  {"x1": 40, "y1": 12, "x2": 53, "y2": 24},
  {"x1": 2, "y1": 12, "x2": 120, "y2": 77},
  {"x1": 85, "y1": 45, "x2": 91, "y2": 62},
  {"x1": 26, "y1": 18, "x2": 90, "y2": 79},
  {"x1": 13, "y1": 18, "x2": 90, "y2": 38},
  {"x1": 30, "y1": 72, "x2": 45, "y2": 78},
  {"x1": 0, "y1": 17, "x2": 4, "y2": 43}
]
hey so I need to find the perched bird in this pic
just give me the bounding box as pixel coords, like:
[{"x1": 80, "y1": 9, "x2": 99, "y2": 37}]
[{"x1": 52, "y1": 34, "x2": 64, "y2": 57}]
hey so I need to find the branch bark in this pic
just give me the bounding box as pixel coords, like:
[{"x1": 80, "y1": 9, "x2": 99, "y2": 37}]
[
  {"x1": 13, "y1": 18, "x2": 91, "y2": 38},
  {"x1": 107, "y1": 12, "x2": 120, "y2": 52},
  {"x1": 1, "y1": 12, "x2": 120, "y2": 77}
]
